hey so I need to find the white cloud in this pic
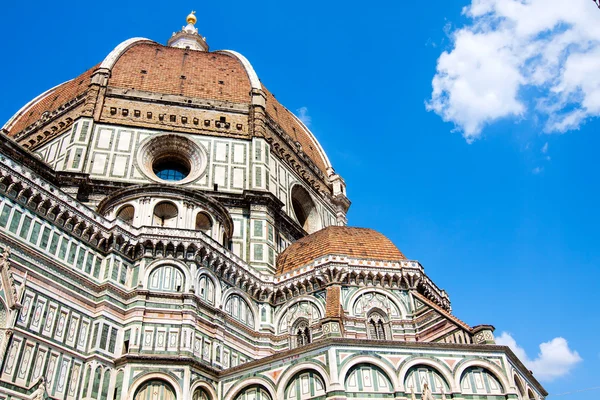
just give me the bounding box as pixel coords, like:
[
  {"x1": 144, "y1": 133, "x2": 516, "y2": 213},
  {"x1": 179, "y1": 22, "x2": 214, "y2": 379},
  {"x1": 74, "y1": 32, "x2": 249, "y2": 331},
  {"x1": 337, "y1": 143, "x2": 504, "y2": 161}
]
[
  {"x1": 427, "y1": 0, "x2": 600, "y2": 141},
  {"x1": 296, "y1": 107, "x2": 311, "y2": 127},
  {"x1": 541, "y1": 142, "x2": 548, "y2": 154},
  {"x1": 496, "y1": 332, "x2": 582, "y2": 381},
  {"x1": 532, "y1": 166, "x2": 543, "y2": 174}
]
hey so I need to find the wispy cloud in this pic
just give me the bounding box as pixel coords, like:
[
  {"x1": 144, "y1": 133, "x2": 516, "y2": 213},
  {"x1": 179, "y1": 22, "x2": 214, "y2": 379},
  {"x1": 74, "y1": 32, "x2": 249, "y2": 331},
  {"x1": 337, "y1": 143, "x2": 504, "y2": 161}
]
[
  {"x1": 496, "y1": 332, "x2": 582, "y2": 381},
  {"x1": 541, "y1": 142, "x2": 549, "y2": 154},
  {"x1": 296, "y1": 106, "x2": 311, "y2": 127},
  {"x1": 532, "y1": 166, "x2": 544, "y2": 174},
  {"x1": 427, "y1": 0, "x2": 600, "y2": 142}
]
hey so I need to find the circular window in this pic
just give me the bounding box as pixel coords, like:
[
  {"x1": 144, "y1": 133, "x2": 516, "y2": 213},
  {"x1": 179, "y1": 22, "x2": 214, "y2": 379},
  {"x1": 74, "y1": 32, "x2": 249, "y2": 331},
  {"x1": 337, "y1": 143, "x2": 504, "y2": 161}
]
[
  {"x1": 138, "y1": 134, "x2": 207, "y2": 184},
  {"x1": 152, "y1": 156, "x2": 191, "y2": 182}
]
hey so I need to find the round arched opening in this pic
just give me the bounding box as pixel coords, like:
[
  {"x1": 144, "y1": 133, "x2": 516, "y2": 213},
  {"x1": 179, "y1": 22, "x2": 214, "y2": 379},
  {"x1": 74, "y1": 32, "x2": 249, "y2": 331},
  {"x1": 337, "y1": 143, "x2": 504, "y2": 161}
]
[
  {"x1": 284, "y1": 370, "x2": 325, "y2": 400},
  {"x1": 367, "y1": 310, "x2": 389, "y2": 340},
  {"x1": 153, "y1": 202, "x2": 179, "y2": 227},
  {"x1": 196, "y1": 212, "x2": 213, "y2": 234},
  {"x1": 152, "y1": 155, "x2": 191, "y2": 182},
  {"x1": 460, "y1": 367, "x2": 504, "y2": 395},
  {"x1": 290, "y1": 185, "x2": 321, "y2": 233},
  {"x1": 116, "y1": 205, "x2": 135, "y2": 224},
  {"x1": 234, "y1": 385, "x2": 272, "y2": 400},
  {"x1": 148, "y1": 265, "x2": 185, "y2": 292},
  {"x1": 193, "y1": 387, "x2": 211, "y2": 400},
  {"x1": 404, "y1": 365, "x2": 450, "y2": 396},
  {"x1": 292, "y1": 319, "x2": 311, "y2": 348},
  {"x1": 134, "y1": 379, "x2": 176, "y2": 400},
  {"x1": 345, "y1": 363, "x2": 393, "y2": 394}
]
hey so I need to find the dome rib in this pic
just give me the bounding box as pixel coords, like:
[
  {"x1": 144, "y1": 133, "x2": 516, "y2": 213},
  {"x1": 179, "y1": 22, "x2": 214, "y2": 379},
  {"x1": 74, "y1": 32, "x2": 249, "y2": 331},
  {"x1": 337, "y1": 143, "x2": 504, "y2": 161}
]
[
  {"x1": 215, "y1": 50, "x2": 262, "y2": 90},
  {"x1": 276, "y1": 226, "x2": 406, "y2": 275},
  {"x1": 99, "y1": 37, "x2": 157, "y2": 70}
]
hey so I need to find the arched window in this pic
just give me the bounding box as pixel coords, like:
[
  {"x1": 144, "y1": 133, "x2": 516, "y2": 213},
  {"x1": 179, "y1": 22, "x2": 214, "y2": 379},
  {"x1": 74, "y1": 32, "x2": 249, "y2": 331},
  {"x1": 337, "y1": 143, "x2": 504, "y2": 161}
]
[
  {"x1": 353, "y1": 292, "x2": 402, "y2": 318},
  {"x1": 460, "y1": 367, "x2": 504, "y2": 395},
  {"x1": 527, "y1": 389, "x2": 537, "y2": 400},
  {"x1": 134, "y1": 379, "x2": 177, "y2": 400},
  {"x1": 235, "y1": 386, "x2": 272, "y2": 400},
  {"x1": 278, "y1": 301, "x2": 322, "y2": 334},
  {"x1": 116, "y1": 205, "x2": 134, "y2": 224},
  {"x1": 290, "y1": 185, "x2": 321, "y2": 233},
  {"x1": 153, "y1": 201, "x2": 178, "y2": 227},
  {"x1": 148, "y1": 265, "x2": 185, "y2": 292},
  {"x1": 514, "y1": 375, "x2": 526, "y2": 400},
  {"x1": 285, "y1": 370, "x2": 326, "y2": 400},
  {"x1": 225, "y1": 294, "x2": 254, "y2": 327},
  {"x1": 292, "y1": 319, "x2": 311, "y2": 348},
  {"x1": 0, "y1": 301, "x2": 7, "y2": 329},
  {"x1": 114, "y1": 370, "x2": 124, "y2": 400},
  {"x1": 195, "y1": 212, "x2": 213, "y2": 235},
  {"x1": 404, "y1": 365, "x2": 450, "y2": 396},
  {"x1": 345, "y1": 364, "x2": 392, "y2": 394},
  {"x1": 193, "y1": 387, "x2": 211, "y2": 400},
  {"x1": 367, "y1": 311, "x2": 388, "y2": 340},
  {"x1": 198, "y1": 275, "x2": 215, "y2": 304}
]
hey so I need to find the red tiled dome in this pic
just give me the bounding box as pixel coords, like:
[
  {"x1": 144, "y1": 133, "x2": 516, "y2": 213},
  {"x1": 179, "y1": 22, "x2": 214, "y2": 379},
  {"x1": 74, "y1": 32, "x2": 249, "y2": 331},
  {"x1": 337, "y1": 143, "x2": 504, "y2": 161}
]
[
  {"x1": 3, "y1": 40, "x2": 330, "y2": 177},
  {"x1": 276, "y1": 226, "x2": 406, "y2": 275}
]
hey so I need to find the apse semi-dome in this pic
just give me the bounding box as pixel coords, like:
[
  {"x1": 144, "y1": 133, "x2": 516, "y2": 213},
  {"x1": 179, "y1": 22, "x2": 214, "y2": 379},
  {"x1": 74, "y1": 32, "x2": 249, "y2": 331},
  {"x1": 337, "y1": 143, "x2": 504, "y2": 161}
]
[
  {"x1": 276, "y1": 226, "x2": 406, "y2": 274},
  {"x1": 2, "y1": 32, "x2": 334, "y2": 191}
]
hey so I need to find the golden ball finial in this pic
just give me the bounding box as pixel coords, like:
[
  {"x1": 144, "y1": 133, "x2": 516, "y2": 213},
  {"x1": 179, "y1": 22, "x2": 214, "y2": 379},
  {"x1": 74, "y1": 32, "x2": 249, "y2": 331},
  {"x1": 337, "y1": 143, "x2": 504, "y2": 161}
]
[{"x1": 186, "y1": 11, "x2": 197, "y2": 25}]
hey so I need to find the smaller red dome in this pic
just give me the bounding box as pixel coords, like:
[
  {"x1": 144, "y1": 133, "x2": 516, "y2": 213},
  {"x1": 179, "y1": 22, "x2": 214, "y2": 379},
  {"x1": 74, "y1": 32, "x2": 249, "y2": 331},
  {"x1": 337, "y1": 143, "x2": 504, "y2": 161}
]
[{"x1": 277, "y1": 226, "x2": 406, "y2": 275}]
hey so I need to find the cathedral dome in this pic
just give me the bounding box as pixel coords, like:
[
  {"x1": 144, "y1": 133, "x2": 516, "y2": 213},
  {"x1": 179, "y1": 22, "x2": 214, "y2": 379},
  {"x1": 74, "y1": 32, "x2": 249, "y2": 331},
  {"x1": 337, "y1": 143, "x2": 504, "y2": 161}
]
[
  {"x1": 3, "y1": 37, "x2": 332, "y2": 179},
  {"x1": 276, "y1": 226, "x2": 406, "y2": 275}
]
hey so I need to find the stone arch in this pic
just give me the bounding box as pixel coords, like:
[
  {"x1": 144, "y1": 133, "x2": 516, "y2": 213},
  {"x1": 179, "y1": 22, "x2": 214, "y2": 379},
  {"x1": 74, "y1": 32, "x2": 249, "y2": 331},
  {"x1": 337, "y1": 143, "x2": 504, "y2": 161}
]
[
  {"x1": 527, "y1": 387, "x2": 537, "y2": 400},
  {"x1": 222, "y1": 288, "x2": 257, "y2": 329},
  {"x1": 276, "y1": 363, "x2": 330, "y2": 399},
  {"x1": 195, "y1": 211, "x2": 214, "y2": 234},
  {"x1": 274, "y1": 296, "x2": 325, "y2": 334},
  {"x1": 455, "y1": 360, "x2": 508, "y2": 395},
  {"x1": 152, "y1": 200, "x2": 179, "y2": 227},
  {"x1": 143, "y1": 259, "x2": 191, "y2": 293},
  {"x1": 344, "y1": 362, "x2": 395, "y2": 394},
  {"x1": 116, "y1": 203, "x2": 135, "y2": 225},
  {"x1": 189, "y1": 381, "x2": 218, "y2": 400},
  {"x1": 0, "y1": 297, "x2": 8, "y2": 328},
  {"x1": 196, "y1": 268, "x2": 221, "y2": 307},
  {"x1": 127, "y1": 372, "x2": 182, "y2": 400},
  {"x1": 513, "y1": 373, "x2": 526, "y2": 399},
  {"x1": 289, "y1": 184, "x2": 321, "y2": 233},
  {"x1": 347, "y1": 287, "x2": 407, "y2": 319},
  {"x1": 398, "y1": 357, "x2": 455, "y2": 392},
  {"x1": 224, "y1": 379, "x2": 276, "y2": 400},
  {"x1": 339, "y1": 355, "x2": 400, "y2": 390}
]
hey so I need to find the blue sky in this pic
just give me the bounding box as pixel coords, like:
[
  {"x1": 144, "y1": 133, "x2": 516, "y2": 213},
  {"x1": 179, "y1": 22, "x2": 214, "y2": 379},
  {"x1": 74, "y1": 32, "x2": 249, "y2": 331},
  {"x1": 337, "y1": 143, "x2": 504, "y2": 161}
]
[{"x1": 1, "y1": 1, "x2": 598, "y2": 398}]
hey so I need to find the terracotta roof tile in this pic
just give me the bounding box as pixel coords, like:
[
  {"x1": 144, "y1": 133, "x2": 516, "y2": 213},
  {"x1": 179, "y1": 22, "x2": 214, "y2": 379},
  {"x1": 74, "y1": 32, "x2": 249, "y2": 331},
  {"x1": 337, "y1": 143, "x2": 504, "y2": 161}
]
[
  {"x1": 108, "y1": 43, "x2": 252, "y2": 103},
  {"x1": 276, "y1": 226, "x2": 406, "y2": 275},
  {"x1": 264, "y1": 87, "x2": 328, "y2": 175},
  {"x1": 6, "y1": 65, "x2": 97, "y2": 137},
  {"x1": 4, "y1": 41, "x2": 330, "y2": 178}
]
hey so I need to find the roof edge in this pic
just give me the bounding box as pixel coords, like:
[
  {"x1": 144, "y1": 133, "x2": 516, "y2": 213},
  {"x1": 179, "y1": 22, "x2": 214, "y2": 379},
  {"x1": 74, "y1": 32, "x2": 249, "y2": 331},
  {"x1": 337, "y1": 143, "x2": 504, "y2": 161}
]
[
  {"x1": 289, "y1": 111, "x2": 333, "y2": 173},
  {"x1": 215, "y1": 50, "x2": 262, "y2": 90},
  {"x1": 2, "y1": 79, "x2": 72, "y2": 132},
  {"x1": 99, "y1": 37, "x2": 158, "y2": 71}
]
